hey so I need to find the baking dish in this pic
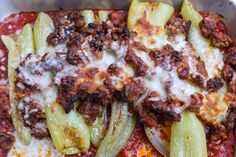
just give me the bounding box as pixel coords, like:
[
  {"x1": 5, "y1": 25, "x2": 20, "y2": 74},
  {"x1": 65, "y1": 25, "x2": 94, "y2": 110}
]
[{"x1": 0, "y1": 0, "x2": 235, "y2": 156}]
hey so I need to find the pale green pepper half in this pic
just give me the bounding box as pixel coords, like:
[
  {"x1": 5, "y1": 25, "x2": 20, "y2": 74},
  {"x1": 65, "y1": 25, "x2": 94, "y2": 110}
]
[
  {"x1": 46, "y1": 103, "x2": 90, "y2": 154},
  {"x1": 98, "y1": 10, "x2": 108, "y2": 24},
  {"x1": 1, "y1": 35, "x2": 32, "y2": 145},
  {"x1": 90, "y1": 107, "x2": 107, "y2": 147},
  {"x1": 95, "y1": 103, "x2": 136, "y2": 157},
  {"x1": 170, "y1": 110, "x2": 207, "y2": 157},
  {"x1": 82, "y1": 10, "x2": 95, "y2": 26},
  {"x1": 34, "y1": 12, "x2": 55, "y2": 55},
  {"x1": 17, "y1": 23, "x2": 35, "y2": 59}
]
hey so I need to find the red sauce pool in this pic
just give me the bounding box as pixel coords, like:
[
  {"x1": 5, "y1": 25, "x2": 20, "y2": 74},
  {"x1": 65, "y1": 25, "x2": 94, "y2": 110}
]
[{"x1": 207, "y1": 130, "x2": 235, "y2": 157}]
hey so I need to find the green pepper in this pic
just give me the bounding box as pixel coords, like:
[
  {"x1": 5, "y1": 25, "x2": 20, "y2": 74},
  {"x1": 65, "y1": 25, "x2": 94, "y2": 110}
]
[
  {"x1": 127, "y1": 0, "x2": 174, "y2": 48},
  {"x1": 180, "y1": 0, "x2": 229, "y2": 126},
  {"x1": 1, "y1": 12, "x2": 55, "y2": 144},
  {"x1": 180, "y1": 0, "x2": 203, "y2": 29},
  {"x1": 170, "y1": 110, "x2": 207, "y2": 157},
  {"x1": 34, "y1": 12, "x2": 55, "y2": 55},
  {"x1": 46, "y1": 103, "x2": 90, "y2": 154},
  {"x1": 128, "y1": 0, "x2": 174, "y2": 31},
  {"x1": 82, "y1": 10, "x2": 95, "y2": 26},
  {"x1": 90, "y1": 107, "x2": 107, "y2": 147},
  {"x1": 95, "y1": 103, "x2": 136, "y2": 157},
  {"x1": 17, "y1": 23, "x2": 35, "y2": 58},
  {"x1": 98, "y1": 10, "x2": 108, "y2": 23},
  {"x1": 1, "y1": 35, "x2": 32, "y2": 145}
]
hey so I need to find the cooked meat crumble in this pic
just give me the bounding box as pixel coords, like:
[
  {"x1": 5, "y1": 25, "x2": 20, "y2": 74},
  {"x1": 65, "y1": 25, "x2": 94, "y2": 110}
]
[
  {"x1": 206, "y1": 77, "x2": 224, "y2": 92},
  {"x1": 166, "y1": 12, "x2": 191, "y2": 35},
  {"x1": 0, "y1": 133, "x2": 15, "y2": 152},
  {"x1": 47, "y1": 10, "x2": 85, "y2": 46},
  {"x1": 124, "y1": 49, "x2": 149, "y2": 76},
  {"x1": 199, "y1": 12, "x2": 233, "y2": 48},
  {"x1": 225, "y1": 47, "x2": 236, "y2": 68},
  {"x1": 222, "y1": 64, "x2": 234, "y2": 81}
]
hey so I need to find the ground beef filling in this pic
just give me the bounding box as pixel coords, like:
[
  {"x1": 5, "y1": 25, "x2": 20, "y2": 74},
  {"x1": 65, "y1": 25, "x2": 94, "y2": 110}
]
[
  {"x1": 139, "y1": 91, "x2": 181, "y2": 127},
  {"x1": 225, "y1": 47, "x2": 236, "y2": 69},
  {"x1": 199, "y1": 12, "x2": 233, "y2": 48},
  {"x1": 58, "y1": 71, "x2": 114, "y2": 124},
  {"x1": 189, "y1": 93, "x2": 204, "y2": 112},
  {"x1": 206, "y1": 77, "x2": 224, "y2": 92},
  {"x1": 66, "y1": 38, "x2": 89, "y2": 65},
  {"x1": 58, "y1": 76, "x2": 80, "y2": 113},
  {"x1": 47, "y1": 10, "x2": 85, "y2": 46},
  {"x1": 166, "y1": 12, "x2": 191, "y2": 35},
  {"x1": 0, "y1": 133, "x2": 15, "y2": 152},
  {"x1": 125, "y1": 49, "x2": 149, "y2": 77},
  {"x1": 222, "y1": 47, "x2": 236, "y2": 108},
  {"x1": 17, "y1": 100, "x2": 49, "y2": 139},
  {"x1": 14, "y1": 76, "x2": 35, "y2": 99},
  {"x1": 206, "y1": 121, "x2": 235, "y2": 157},
  {"x1": 0, "y1": 87, "x2": 11, "y2": 122},
  {"x1": 222, "y1": 64, "x2": 234, "y2": 81}
]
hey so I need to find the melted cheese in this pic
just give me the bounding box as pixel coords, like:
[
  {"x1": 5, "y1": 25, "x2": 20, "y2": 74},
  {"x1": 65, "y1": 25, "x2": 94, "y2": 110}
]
[
  {"x1": 42, "y1": 86, "x2": 58, "y2": 104},
  {"x1": 135, "y1": 32, "x2": 199, "y2": 112},
  {"x1": 19, "y1": 67, "x2": 52, "y2": 90},
  {"x1": 145, "y1": 65, "x2": 198, "y2": 113},
  {"x1": 186, "y1": 27, "x2": 228, "y2": 124},
  {"x1": 135, "y1": 50, "x2": 154, "y2": 67},
  {"x1": 134, "y1": 30, "x2": 168, "y2": 49},
  {"x1": 168, "y1": 34, "x2": 188, "y2": 52},
  {"x1": 54, "y1": 64, "x2": 79, "y2": 85},
  {"x1": 189, "y1": 27, "x2": 224, "y2": 78},
  {"x1": 200, "y1": 91, "x2": 229, "y2": 125},
  {"x1": 46, "y1": 44, "x2": 67, "y2": 53},
  {"x1": 18, "y1": 54, "x2": 53, "y2": 90},
  {"x1": 144, "y1": 67, "x2": 169, "y2": 99},
  {"x1": 8, "y1": 132, "x2": 63, "y2": 157},
  {"x1": 89, "y1": 50, "x2": 117, "y2": 71},
  {"x1": 168, "y1": 34, "x2": 204, "y2": 78},
  {"x1": 170, "y1": 70, "x2": 198, "y2": 103},
  {"x1": 23, "y1": 92, "x2": 46, "y2": 111}
]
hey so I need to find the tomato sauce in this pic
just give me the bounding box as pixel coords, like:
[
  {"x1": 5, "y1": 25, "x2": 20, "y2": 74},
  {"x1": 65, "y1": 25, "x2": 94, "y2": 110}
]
[
  {"x1": 0, "y1": 11, "x2": 235, "y2": 157},
  {"x1": 207, "y1": 130, "x2": 235, "y2": 157},
  {"x1": 118, "y1": 123, "x2": 161, "y2": 157}
]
